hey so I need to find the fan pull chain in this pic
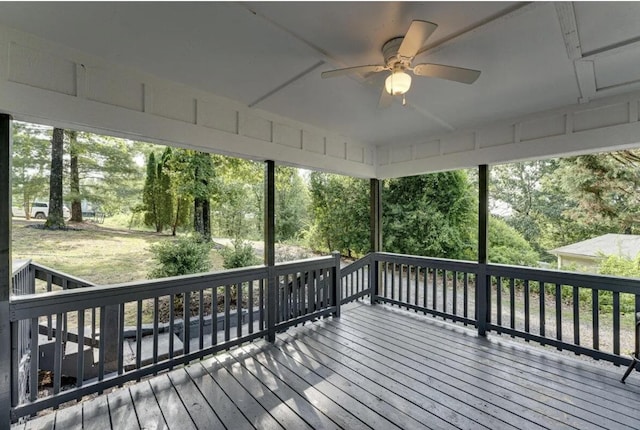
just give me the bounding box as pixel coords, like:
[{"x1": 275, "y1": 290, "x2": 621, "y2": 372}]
[{"x1": 402, "y1": 94, "x2": 407, "y2": 106}]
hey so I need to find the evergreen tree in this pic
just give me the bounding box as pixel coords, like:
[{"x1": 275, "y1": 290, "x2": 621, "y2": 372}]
[
  {"x1": 156, "y1": 147, "x2": 174, "y2": 231},
  {"x1": 143, "y1": 152, "x2": 160, "y2": 231},
  {"x1": 383, "y1": 171, "x2": 474, "y2": 259}
]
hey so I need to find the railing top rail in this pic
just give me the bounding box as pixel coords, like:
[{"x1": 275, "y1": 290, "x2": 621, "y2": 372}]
[
  {"x1": 30, "y1": 261, "x2": 95, "y2": 288},
  {"x1": 11, "y1": 259, "x2": 31, "y2": 277},
  {"x1": 374, "y1": 252, "x2": 478, "y2": 272},
  {"x1": 10, "y1": 265, "x2": 269, "y2": 320},
  {"x1": 487, "y1": 263, "x2": 640, "y2": 294},
  {"x1": 341, "y1": 254, "x2": 372, "y2": 277},
  {"x1": 273, "y1": 255, "x2": 336, "y2": 275}
]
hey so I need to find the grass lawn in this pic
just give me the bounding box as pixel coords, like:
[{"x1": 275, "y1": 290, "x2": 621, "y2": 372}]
[{"x1": 11, "y1": 218, "x2": 225, "y2": 285}]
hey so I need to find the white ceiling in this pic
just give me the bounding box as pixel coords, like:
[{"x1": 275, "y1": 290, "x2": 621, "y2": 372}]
[{"x1": 1, "y1": 1, "x2": 640, "y2": 150}]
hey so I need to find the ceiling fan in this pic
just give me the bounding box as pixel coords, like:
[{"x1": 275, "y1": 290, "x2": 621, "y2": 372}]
[{"x1": 321, "y1": 20, "x2": 481, "y2": 108}]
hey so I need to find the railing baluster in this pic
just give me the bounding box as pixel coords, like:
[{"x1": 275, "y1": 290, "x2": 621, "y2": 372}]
[
  {"x1": 414, "y1": 266, "x2": 419, "y2": 312},
  {"x1": 510, "y1": 278, "x2": 515, "y2": 330},
  {"x1": 98, "y1": 306, "x2": 106, "y2": 384},
  {"x1": 555, "y1": 283, "x2": 562, "y2": 347},
  {"x1": 422, "y1": 266, "x2": 427, "y2": 314},
  {"x1": 184, "y1": 292, "x2": 191, "y2": 355},
  {"x1": 259, "y1": 279, "x2": 265, "y2": 331},
  {"x1": 224, "y1": 285, "x2": 231, "y2": 342},
  {"x1": 199, "y1": 289, "x2": 204, "y2": 350},
  {"x1": 53, "y1": 313, "x2": 62, "y2": 397},
  {"x1": 212, "y1": 287, "x2": 218, "y2": 346},
  {"x1": 77, "y1": 309, "x2": 84, "y2": 388},
  {"x1": 249, "y1": 280, "x2": 254, "y2": 334},
  {"x1": 573, "y1": 286, "x2": 580, "y2": 346},
  {"x1": 391, "y1": 263, "x2": 395, "y2": 302},
  {"x1": 307, "y1": 270, "x2": 313, "y2": 315},
  {"x1": 496, "y1": 277, "x2": 502, "y2": 327},
  {"x1": 592, "y1": 288, "x2": 599, "y2": 350},
  {"x1": 118, "y1": 303, "x2": 125, "y2": 376},
  {"x1": 452, "y1": 271, "x2": 458, "y2": 316},
  {"x1": 30, "y1": 317, "x2": 38, "y2": 402},
  {"x1": 442, "y1": 269, "x2": 447, "y2": 315},
  {"x1": 524, "y1": 279, "x2": 530, "y2": 334},
  {"x1": 237, "y1": 283, "x2": 242, "y2": 339},
  {"x1": 398, "y1": 264, "x2": 403, "y2": 304},
  {"x1": 136, "y1": 301, "x2": 142, "y2": 372},
  {"x1": 613, "y1": 291, "x2": 620, "y2": 356},
  {"x1": 540, "y1": 281, "x2": 545, "y2": 339},
  {"x1": 169, "y1": 294, "x2": 175, "y2": 358},
  {"x1": 432, "y1": 268, "x2": 437, "y2": 311},
  {"x1": 463, "y1": 272, "x2": 468, "y2": 320},
  {"x1": 47, "y1": 274, "x2": 52, "y2": 339},
  {"x1": 153, "y1": 297, "x2": 159, "y2": 369}
]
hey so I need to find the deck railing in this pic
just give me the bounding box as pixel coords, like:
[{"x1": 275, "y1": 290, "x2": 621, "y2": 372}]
[
  {"x1": 8, "y1": 255, "x2": 341, "y2": 421},
  {"x1": 367, "y1": 252, "x2": 640, "y2": 367},
  {"x1": 8, "y1": 251, "x2": 640, "y2": 421}
]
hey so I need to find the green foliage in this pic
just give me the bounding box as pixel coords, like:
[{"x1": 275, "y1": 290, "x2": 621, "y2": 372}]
[
  {"x1": 148, "y1": 235, "x2": 212, "y2": 278},
  {"x1": 488, "y1": 216, "x2": 539, "y2": 266},
  {"x1": 220, "y1": 239, "x2": 260, "y2": 269},
  {"x1": 142, "y1": 152, "x2": 161, "y2": 231},
  {"x1": 307, "y1": 172, "x2": 369, "y2": 257},
  {"x1": 383, "y1": 171, "x2": 474, "y2": 259},
  {"x1": 275, "y1": 166, "x2": 310, "y2": 242},
  {"x1": 599, "y1": 253, "x2": 640, "y2": 278},
  {"x1": 11, "y1": 122, "x2": 51, "y2": 214},
  {"x1": 212, "y1": 156, "x2": 262, "y2": 241}
]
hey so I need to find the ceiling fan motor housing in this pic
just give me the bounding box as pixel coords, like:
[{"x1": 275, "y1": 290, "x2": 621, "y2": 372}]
[{"x1": 382, "y1": 37, "x2": 405, "y2": 66}]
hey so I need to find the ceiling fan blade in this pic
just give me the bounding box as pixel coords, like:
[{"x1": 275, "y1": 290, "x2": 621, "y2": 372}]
[
  {"x1": 413, "y1": 63, "x2": 481, "y2": 84},
  {"x1": 378, "y1": 87, "x2": 393, "y2": 109},
  {"x1": 398, "y1": 20, "x2": 438, "y2": 59},
  {"x1": 321, "y1": 65, "x2": 387, "y2": 79}
]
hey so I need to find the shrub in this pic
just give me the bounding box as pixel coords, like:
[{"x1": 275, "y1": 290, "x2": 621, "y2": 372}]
[
  {"x1": 220, "y1": 239, "x2": 260, "y2": 269},
  {"x1": 148, "y1": 235, "x2": 212, "y2": 278}
]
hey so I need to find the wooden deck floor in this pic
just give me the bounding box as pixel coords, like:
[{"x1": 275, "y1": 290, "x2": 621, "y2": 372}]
[{"x1": 16, "y1": 302, "x2": 640, "y2": 430}]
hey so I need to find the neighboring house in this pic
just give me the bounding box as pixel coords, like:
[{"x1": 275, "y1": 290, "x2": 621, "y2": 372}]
[{"x1": 549, "y1": 234, "x2": 640, "y2": 270}]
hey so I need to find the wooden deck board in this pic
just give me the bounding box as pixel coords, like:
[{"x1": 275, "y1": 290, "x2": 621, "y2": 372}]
[
  {"x1": 15, "y1": 302, "x2": 640, "y2": 430},
  {"x1": 348, "y1": 304, "x2": 640, "y2": 427},
  {"x1": 166, "y1": 368, "x2": 225, "y2": 429},
  {"x1": 106, "y1": 387, "x2": 140, "y2": 430},
  {"x1": 129, "y1": 381, "x2": 168, "y2": 430}
]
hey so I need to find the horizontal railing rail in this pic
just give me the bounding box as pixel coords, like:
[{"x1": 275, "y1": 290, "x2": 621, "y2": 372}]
[
  {"x1": 373, "y1": 253, "x2": 479, "y2": 326},
  {"x1": 8, "y1": 254, "x2": 344, "y2": 421}
]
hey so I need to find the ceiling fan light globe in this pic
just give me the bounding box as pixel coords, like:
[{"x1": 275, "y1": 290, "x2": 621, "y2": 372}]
[{"x1": 385, "y1": 71, "x2": 412, "y2": 95}]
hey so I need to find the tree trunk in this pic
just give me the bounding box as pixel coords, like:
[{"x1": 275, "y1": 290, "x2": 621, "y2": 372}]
[
  {"x1": 44, "y1": 128, "x2": 65, "y2": 229},
  {"x1": 194, "y1": 197, "x2": 205, "y2": 239},
  {"x1": 68, "y1": 131, "x2": 82, "y2": 222}
]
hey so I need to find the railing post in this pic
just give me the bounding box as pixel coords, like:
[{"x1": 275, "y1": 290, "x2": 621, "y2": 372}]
[
  {"x1": 477, "y1": 164, "x2": 489, "y2": 336},
  {"x1": 331, "y1": 251, "x2": 341, "y2": 318},
  {"x1": 369, "y1": 254, "x2": 379, "y2": 305},
  {"x1": 264, "y1": 160, "x2": 276, "y2": 343},
  {"x1": 267, "y1": 265, "x2": 277, "y2": 342},
  {"x1": 0, "y1": 113, "x2": 13, "y2": 429}
]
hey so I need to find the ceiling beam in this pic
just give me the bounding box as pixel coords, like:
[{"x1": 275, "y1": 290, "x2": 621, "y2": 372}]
[{"x1": 554, "y1": 2, "x2": 596, "y2": 103}]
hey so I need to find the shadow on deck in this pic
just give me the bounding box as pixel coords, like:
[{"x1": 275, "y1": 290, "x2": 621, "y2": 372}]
[{"x1": 15, "y1": 302, "x2": 640, "y2": 430}]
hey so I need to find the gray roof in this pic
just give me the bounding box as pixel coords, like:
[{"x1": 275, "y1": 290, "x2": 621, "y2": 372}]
[{"x1": 549, "y1": 234, "x2": 640, "y2": 259}]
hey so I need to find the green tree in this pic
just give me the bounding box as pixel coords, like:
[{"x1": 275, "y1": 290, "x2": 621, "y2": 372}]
[
  {"x1": 156, "y1": 147, "x2": 174, "y2": 232},
  {"x1": 551, "y1": 150, "x2": 640, "y2": 236},
  {"x1": 308, "y1": 172, "x2": 369, "y2": 256},
  {"x1": 11, "y1": 122, "x2": 50, "y2": 217},
  {"x1": 143, "y1": 152, "x2": 161, "y2": 231},
  {"x1": 67, "y1": 130, "x2": 82, "y2": 222},
  {"x1": 383, "y1": 171, "x2": 474, "y2": 259},
  {"x1": 275, "y1": 166, "x2": 309, "y2": 242},
  {"x1": 44, "y1": 127, "x2": 66, "y2": 229},
  {"x1": 487, "y1": 216, "x2": 539, "y2": 266}
]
